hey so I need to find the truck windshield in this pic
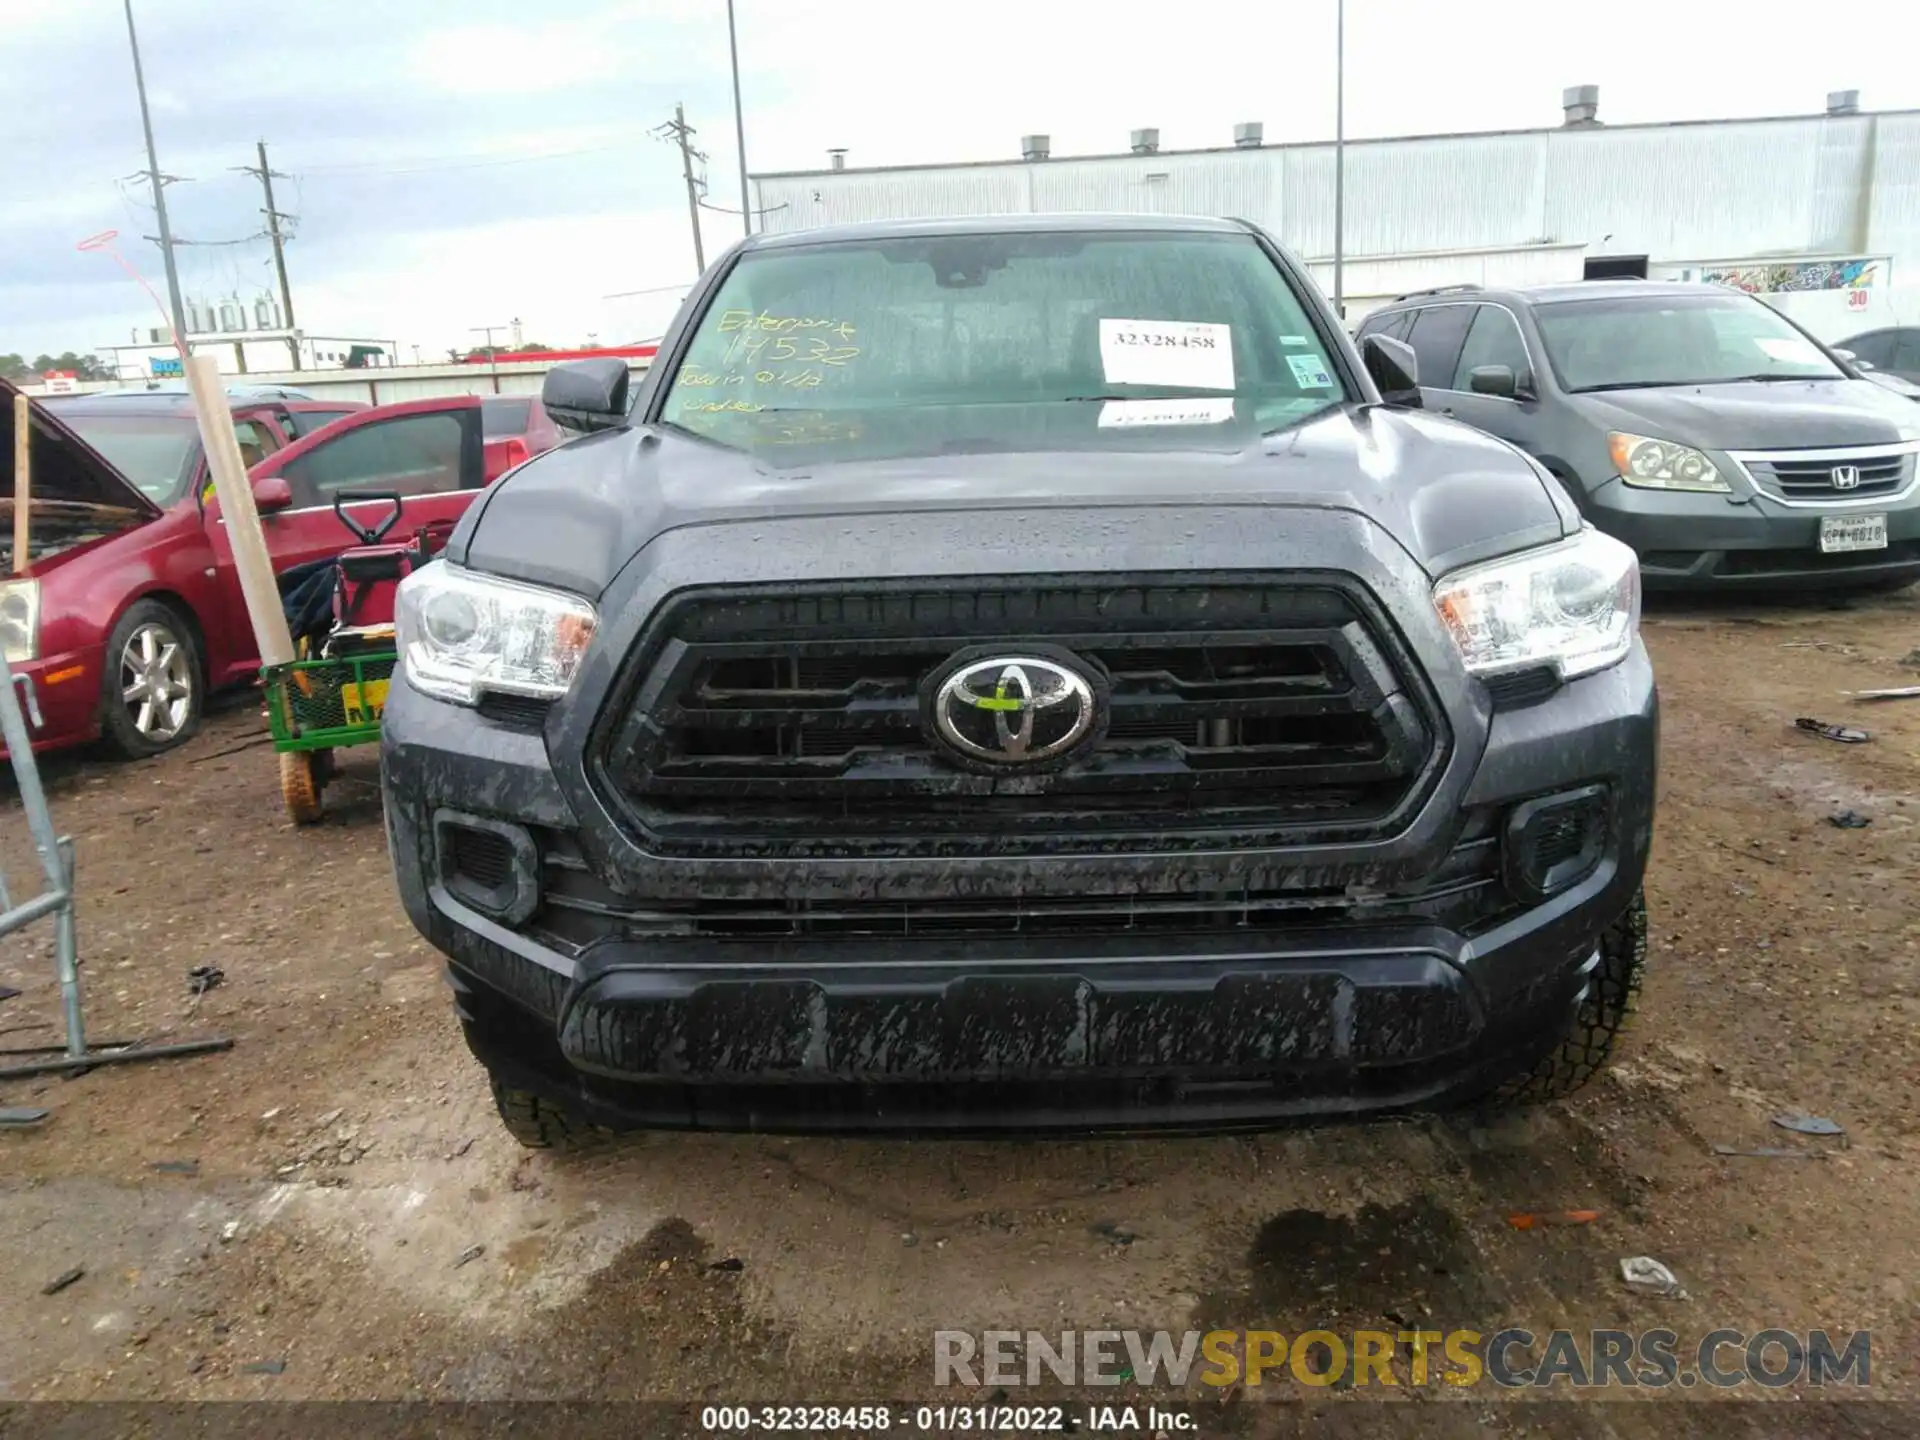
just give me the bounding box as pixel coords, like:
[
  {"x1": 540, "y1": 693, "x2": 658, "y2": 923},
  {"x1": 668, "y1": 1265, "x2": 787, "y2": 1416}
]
[
  {"x1": 659, "y1": 230, "x2": 1348, "y2": 449},
  {"x1": 1536, "y1": 292, "x2": 1846, "y2": 392}
]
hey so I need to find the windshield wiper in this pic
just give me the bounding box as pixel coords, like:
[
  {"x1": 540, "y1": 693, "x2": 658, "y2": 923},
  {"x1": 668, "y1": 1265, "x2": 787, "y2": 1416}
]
[
  {"x1": 1715, "y1": 373, "x2": 1828, "y2": 384},
  {"x1": 1568, "y1": 380, "x2": 1699, "y2": 394}
]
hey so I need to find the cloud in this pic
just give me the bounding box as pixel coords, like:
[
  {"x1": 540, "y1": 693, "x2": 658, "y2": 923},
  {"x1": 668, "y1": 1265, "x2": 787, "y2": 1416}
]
[{"x1": 6, "y1": 0, "x2": 1920, "y2": 365}]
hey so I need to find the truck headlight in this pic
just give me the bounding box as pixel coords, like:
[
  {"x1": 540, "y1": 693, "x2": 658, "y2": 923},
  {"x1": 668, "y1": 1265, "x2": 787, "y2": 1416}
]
[
  {"x1": 395, "y1": 561, "x2": 596, "y2": 706},
  {"x1": 1433, "y1": 528, "x2": 1640, "y2": 681},
  {"x1": 0, "y1": 579, "x2": 40, "y2": 663},
  {"x1": 1608, "y1": 431, "x2": 1730, "y2": 492}
]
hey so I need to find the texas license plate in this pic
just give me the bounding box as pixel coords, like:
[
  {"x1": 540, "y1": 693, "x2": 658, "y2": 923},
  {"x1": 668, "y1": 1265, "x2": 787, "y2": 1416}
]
[{"x1": 1819, "y1": 513, "x2": 1888, "y2": 554}]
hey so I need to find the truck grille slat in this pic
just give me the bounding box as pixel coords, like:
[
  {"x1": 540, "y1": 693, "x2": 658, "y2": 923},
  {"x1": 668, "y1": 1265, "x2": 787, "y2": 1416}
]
[{"x1": 591, "y1": 577, "x2": 1447, "y2": 859}]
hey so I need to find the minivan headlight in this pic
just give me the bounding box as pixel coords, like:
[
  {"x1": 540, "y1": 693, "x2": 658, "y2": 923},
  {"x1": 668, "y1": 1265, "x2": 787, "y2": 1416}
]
[
  {"x1": 1433, "y1": 529, "x2": 1640, "y2": 681},
  {"x1": 396, "y1": 561, "x2": 596, "y2": 706},
  {"x1": 1608, "y1": 431, "x2": 1730, "y2": 492},
  {"x1": 0, "y1": 579, "x2": 40, "y2": 663}
]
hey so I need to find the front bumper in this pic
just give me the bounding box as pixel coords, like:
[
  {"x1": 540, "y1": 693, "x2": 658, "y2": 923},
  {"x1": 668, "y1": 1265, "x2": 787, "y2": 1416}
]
[
  {"x1": 381, "y1": 645, "x2": 1657, "y2": 1134},
  {"x1": 1587, "y1": 477, "x2": 1920, "y2": 589},
  {"x1": 0, "y1": 648, "x2": 101, "y2": 759}
]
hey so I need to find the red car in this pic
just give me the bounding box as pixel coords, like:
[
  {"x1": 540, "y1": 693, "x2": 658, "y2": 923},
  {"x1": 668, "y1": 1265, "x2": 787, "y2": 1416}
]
[
  {"x1": 480, "y1": 394, "x2": 564, "y2": 476},
  {"x1": 2, "y1": 381, "x2": 526, "y2": 759}
]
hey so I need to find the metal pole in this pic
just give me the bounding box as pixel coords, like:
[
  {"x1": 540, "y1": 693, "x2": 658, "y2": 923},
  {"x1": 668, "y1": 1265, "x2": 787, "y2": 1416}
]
[
  {"x1": 676, "y1": 103, "x2": 706, "y2": 273},
  {"x1": 256, "y1": 140, "x2": 300, "y2": 370},
  {"x1": 0, "y1": 658, "x2": 81, "y2": 1057},
  {"x1": 1332, "y1": 0, "x2": 1346, "y2": 320},
  {"x1": 727, "y1": 0, "x2": 752, "y2": 237},
  {"x1": 470, "y1": 326, "x2": 504, "y2": 395},
  {"x1": 122, "y1": 0, "x2": 190, "y2": 345}
]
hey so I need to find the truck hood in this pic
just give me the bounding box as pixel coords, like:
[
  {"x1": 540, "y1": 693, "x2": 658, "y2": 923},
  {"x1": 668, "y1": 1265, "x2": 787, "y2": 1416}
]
[
  {"x1": 0, "y1": 377, "x2": 160, "y2": 572},
  {"x1": 1569, "y1": 377, "x2": 1920, "y2": 450},
  {"x1": 455, "y1": 400, "x2": 1578, "y2": 596}
]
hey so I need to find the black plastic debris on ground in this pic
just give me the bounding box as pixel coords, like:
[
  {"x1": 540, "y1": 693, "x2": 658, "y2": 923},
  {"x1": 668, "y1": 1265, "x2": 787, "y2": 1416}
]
[
  {"x1": 187, "y1": 966, "x2": 224, "y2": 996},
  {"x1": 40, "y1": 1267, "x2": 84, "y2": 1296},
  {"x1": 453, "y1": 1244, "x2": 485, "y2": 1269},
  {"x1": 0, "y1": 985, "x2": 20, "y2": 1003},
  {"x1": 242, "y1": 1359, "x2": 287, "y2": 1375},
  {"x1": 1795, "y1": 717, "x2": 1870, "y2": 744},
  {"x1": 0, "y1": 1107, "x2": 50, "y2": 1128},
  {"x1": 150, "y1": 1159, "x2": 201, "y2": 1175},
  {"x1": 708, "y1": 1256, "x2": 745, "y2": 1272},
  {"x1": 1829, "y1": 810, "x2": 1873, "y2": 829}
]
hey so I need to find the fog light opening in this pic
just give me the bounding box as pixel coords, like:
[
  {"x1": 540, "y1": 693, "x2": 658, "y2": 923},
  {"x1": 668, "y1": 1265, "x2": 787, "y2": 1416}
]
[{"x1": 1503, "y1": 785, "x2": 1610, "y2": 903}]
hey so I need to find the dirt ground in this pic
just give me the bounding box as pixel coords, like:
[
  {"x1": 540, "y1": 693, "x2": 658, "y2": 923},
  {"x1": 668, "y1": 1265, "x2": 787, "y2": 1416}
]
[{"x1": 4, "y1": 591, "x2": 1920, "y2": 1435}]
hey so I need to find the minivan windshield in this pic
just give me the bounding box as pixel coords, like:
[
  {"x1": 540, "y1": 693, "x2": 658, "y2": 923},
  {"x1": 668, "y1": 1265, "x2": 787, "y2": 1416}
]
[
  {"x1": 658, "y1": 230, "x2": 1349, "y2": 453},
  {"x1": 1535, "y1": 291, "x2": 1846, "y2": 392}
]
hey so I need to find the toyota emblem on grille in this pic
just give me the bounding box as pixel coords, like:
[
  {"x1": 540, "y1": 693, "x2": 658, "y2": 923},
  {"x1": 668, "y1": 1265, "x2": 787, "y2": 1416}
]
[
  {"x1": 931, "y1": 655, "x2": 1098, "y2": 766},
  {"x1": 1831, "y1": 464, "x2": 1862, "y2": 490}
]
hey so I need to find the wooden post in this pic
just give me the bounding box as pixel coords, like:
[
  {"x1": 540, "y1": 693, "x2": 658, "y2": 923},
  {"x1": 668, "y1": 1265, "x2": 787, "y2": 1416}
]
[
  {"x1": 11, "y1": 393, "x2": 29, "y2": 574},
  {"x1": 185, "y1": 353, "x2": 293, "y2": 666}
]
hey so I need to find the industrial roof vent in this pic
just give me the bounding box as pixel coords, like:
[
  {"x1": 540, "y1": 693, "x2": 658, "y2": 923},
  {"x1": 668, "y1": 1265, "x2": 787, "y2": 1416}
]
[
  {"x1": 1234, "y1": 122, "x2": 1264, "y2": 148},
  {"x1": 1131, "y1": 128, "x2": 1160, "y2": 155},
  {"x1": 1827, "y1": 90, "x2": 1861, "y2": 115},
  {"x1": 828, "y1": 148, "x2": 847, "y2": 170},
  {"x1": 1562, "y1": 84, "x2": 1601, "y2": 127},
  {"x1": 1021, "y1": 134, "x2": 1051, "y2": 161}
]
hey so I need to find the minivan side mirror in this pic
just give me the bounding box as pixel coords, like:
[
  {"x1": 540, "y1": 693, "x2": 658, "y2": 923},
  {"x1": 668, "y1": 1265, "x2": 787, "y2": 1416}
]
[
  {"x1": 1468, "y1": 364, "x2": 1518, "y2": 399},
  {"x1": 541, "y1": 359, "x2": 631, "y2": 433},
  {"x1": 251, "y1": 475, "x2": 293, "y2": 512},
  {"x1": 1833, "y1": 348, "x2": 1858, "y2": 363},
  {"x1": 1360, "y1": 334, "x2": 1422, "y2": 408}
]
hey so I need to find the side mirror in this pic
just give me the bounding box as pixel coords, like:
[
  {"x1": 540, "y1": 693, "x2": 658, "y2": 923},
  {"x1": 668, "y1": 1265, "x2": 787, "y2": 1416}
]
[
  {"x1": 1360, "y1": 334, "x2": 1422, "y2": 408},
  {"x1": 1833, "y1": 348, "x2": 1857, "y2": 363},
  {"x1": 1468, "y1": 364, "x2": 1518, "y2": 398},
  {"x1": 542, "y1": 359, "x2": 630, "y2": 433},
  {"x1": 251, "y1": 475, "x2": 293, "y2": 512}
]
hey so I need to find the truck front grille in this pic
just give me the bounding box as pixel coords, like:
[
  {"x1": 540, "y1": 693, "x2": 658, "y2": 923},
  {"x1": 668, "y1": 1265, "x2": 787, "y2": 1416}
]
[{"x1": 591, "y1": 576, "x2": 1446, "y2": 858}]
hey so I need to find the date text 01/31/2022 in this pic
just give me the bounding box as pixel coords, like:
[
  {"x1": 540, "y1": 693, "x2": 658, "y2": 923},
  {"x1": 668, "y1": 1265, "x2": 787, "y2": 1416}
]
[{"x1": 698, "y1": 1403, "x2": 1194, "y2": 1432}]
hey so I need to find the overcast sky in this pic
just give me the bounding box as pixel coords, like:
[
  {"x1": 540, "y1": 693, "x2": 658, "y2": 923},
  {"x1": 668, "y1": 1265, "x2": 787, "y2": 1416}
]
[{"x1": 4, "y1": 0, "x2": 1918, "y2": 364}]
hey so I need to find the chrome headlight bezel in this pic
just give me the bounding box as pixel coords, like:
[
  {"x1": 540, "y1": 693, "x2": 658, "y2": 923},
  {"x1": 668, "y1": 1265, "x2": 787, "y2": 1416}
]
[
  {"x1": 1433, "y1": 528, "x2": 1641, "y2": 682},
  {"x1": 395, "y1": 561, "x2": 597, "y2": 708},
  {"x1": 0, "y1": 578, "x2": 40, "y2": 664},
  {"x1": 1608, "y1": 431, "x2": 1730, "y2": 493}
]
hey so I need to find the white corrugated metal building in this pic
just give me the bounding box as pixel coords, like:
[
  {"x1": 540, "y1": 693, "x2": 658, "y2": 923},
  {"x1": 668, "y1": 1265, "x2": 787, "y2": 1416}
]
[{"x1": 750, "y1": 88, "x2": 1920, "y2": 337}]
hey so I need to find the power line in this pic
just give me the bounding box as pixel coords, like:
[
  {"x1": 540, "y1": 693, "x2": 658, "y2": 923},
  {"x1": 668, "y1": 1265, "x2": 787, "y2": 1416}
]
[{"x1": 297, "y1": 142, "x2": 624, "y2": 179}]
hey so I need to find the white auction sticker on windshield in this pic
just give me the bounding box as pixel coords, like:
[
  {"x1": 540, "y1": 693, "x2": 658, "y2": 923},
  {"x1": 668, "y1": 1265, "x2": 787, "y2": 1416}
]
[
  {"x1": 1098, "y1": 398, "x2": 1236, "y2": 428},
  {"x1": 1100, "y1": 319, "x2": 1235, "y2": 390},
  {"x1": 1755, "y1": 336, "x2": 1822, "y2": 365},
  {"x1": 1286, "y1": 353, "x2": 1334, "y2": 389}
]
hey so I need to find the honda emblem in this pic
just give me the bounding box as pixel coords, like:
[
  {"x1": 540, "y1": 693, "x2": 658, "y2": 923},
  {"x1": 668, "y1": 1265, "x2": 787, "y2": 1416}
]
[{"x1": 1831, "y1": 465, "x2": 1862, "y2": 491}]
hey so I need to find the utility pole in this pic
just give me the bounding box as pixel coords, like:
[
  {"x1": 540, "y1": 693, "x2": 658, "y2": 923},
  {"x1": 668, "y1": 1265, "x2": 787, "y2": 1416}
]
[
  {"x1": 239, "y1": 141, "x2": 300, "y2": 370},
  {"x1": 469, "y1": 325, "x2": 506, "y2": 395},
  {"x1": 661, "y1": 104, "x2": 708, "y2": 273},
  {"x1": 727, "y1": 0, "x2": 752, "y2": 237},
  {"x1": 1332, "y1": 0, "x2": 1346, "y2": 320},
  {"x1": 122, "y1": 0, "x2": 189, "y2": 348}
]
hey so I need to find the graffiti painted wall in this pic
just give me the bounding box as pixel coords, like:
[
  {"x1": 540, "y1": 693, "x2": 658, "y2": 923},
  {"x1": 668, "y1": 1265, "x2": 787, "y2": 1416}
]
[{"x1": 1670, "y1": 257, "x2": 1888, "y2": 294}]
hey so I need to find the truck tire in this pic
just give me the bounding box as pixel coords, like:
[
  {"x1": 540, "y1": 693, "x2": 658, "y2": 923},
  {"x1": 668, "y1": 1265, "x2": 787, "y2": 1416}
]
[
  {"x1": 1497, "y1": 889, "x2": 1647, "y2": 1104},
  {"x1": 489, "y1": 1077, "x2": 609, "y2": 1153}
]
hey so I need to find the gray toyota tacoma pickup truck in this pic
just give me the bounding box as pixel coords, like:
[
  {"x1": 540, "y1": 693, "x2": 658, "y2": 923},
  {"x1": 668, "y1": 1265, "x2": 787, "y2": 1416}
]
[{"x1": 380, "y1": 215, "x2": 1656, "y2": 1144}]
